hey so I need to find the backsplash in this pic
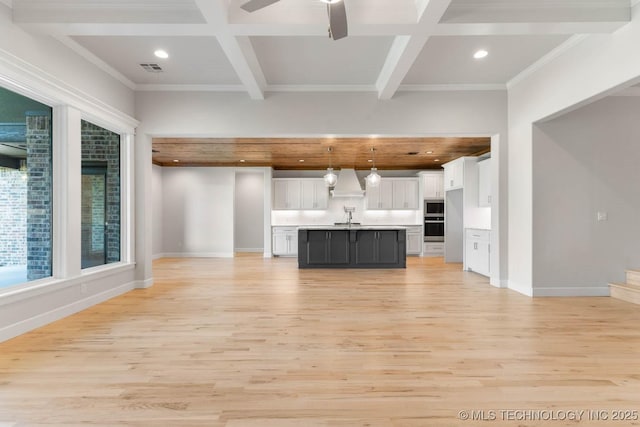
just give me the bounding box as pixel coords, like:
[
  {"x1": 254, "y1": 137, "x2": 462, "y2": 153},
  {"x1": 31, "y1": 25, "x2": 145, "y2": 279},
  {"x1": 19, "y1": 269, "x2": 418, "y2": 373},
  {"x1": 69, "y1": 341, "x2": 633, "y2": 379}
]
[{"x1": 271, "y1": 196, "x2": 422, "y2": 226}]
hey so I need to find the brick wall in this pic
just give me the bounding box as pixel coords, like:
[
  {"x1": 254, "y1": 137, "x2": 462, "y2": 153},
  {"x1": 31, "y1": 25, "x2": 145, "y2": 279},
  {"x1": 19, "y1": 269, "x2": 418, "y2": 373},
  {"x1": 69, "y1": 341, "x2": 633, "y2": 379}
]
[
  {"x1": 26, "y1": 112, "x2": 52, "y2": 280},
  {"x1": 0, "y1": 167, "x2": 27, "y2": 266},
  {"x1": 81, "y1": 120, "x2": 120, "y2": 265}
]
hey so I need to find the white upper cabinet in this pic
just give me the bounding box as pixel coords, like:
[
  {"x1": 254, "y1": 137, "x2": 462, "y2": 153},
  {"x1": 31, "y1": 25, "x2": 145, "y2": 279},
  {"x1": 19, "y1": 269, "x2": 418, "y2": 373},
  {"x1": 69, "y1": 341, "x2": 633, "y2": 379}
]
[
  {"x1": 443, "y1": 158, "x2": 464, "y2": 191},
  {"x1": 478, "y1": 159, "x2": 492, "y2": 207},
  {"x1": 273, "y1": 178, "x2": 327, "y2": 210},
  {"x1": 367, "y1": 178, "x2": 418, "y2": 210},
  {"x1": 392, "y1": 179, "x2": 419, "y2": 209},
  {"x1": 366, "y1": 180, "x2": 393, "y2": 210},
  {"x1": 301, "y1": 179, "x2": 329, "y2": 210},
  {"x1": 422, "y1": 171, "x2": 444, "y2": 199}
]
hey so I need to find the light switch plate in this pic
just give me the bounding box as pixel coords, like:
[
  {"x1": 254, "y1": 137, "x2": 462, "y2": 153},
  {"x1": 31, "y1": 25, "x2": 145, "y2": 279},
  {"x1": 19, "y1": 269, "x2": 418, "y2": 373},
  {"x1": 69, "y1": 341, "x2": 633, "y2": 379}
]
[{"x1": 597, "y1": 212, "x2": 608, "y2": 221}]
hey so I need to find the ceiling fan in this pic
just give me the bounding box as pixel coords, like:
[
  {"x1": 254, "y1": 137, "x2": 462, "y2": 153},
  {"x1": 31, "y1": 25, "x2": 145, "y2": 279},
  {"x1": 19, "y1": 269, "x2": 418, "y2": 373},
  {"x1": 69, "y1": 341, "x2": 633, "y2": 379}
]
[{"x1": 240, "y1": 0, "x2": 348, "y2": 40}]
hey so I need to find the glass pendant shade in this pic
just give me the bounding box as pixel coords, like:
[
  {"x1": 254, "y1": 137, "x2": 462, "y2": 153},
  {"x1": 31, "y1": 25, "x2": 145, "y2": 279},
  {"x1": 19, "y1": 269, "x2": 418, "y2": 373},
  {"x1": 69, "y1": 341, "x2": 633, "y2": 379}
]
[
  {"x1": 366, "y1": 167, "x2": 381, "y2": 187},
  {"x1": 324, "y1": 168, "x2": 338, "y2": 187}
]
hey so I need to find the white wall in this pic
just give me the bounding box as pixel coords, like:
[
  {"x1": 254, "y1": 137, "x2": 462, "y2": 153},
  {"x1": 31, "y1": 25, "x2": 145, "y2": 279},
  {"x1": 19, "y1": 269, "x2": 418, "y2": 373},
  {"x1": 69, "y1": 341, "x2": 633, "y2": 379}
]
[
  {"x1": 0, "y1": 4, "x2": 134, "y2": 118},
  {"x1": 0, "y1": 5, "x2": 138, "y2": 342},
  {"x1": 507, "y1": 4, "x2": 640, "y2": 295},
  {"x1": 161, "y1": 167, "x2": 236, "y2": 257},
  {"x1": 152, "y1": 164, "x2": 163, "y2": 258},
  {"x1": 234, "y1": 172, "x2": 264, "y2": 252},
  {"x1": 532, "y1": 96, "x2": 640, "y2": 295}
]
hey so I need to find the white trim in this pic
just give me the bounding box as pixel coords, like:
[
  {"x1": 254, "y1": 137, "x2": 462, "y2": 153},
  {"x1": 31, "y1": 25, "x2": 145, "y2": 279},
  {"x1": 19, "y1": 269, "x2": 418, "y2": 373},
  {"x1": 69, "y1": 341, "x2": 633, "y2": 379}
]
[
  {"x1": 507, "y1": 34, "x2": 589, "y2": 89},
  {"x1": 152, "y1": 253, "x2": 164, "y2": 260},
  {"x1": 234, "y1": 248, "x2": 264, "y2": 253},
  {"x1": 398, "y1": 84, "x2": 506, "y2": 92},
  {"x1": 0, "y1": 280, "x2": 136, "y2": 343},
  {"x1": 136, "y1": 84, "x2": 246, "y2": 92},
  {"x1": 0, "y1": 0, "x2": 12, "y2": 8},
  {"x1": 531, "y1": 286, "x2": 610, "y2": 297},
  {"x1": 0, "y1": 47, "x2": 138, "y2": 132},
  {"x1": 490, "y1": 278, "x2": 508, "y2": 288},
  {"x1": 54, "y1": 35, "x2": 136, "y2": 90},
  {"x1": 157, "y1": 252, "x2": 235, "y2": 258},
  {"x1": 0, "y1": 263, "x2": 135, "y2": 305},
  {"x1": 267, "y1": 84, "x2": 377, "y2": 93}
]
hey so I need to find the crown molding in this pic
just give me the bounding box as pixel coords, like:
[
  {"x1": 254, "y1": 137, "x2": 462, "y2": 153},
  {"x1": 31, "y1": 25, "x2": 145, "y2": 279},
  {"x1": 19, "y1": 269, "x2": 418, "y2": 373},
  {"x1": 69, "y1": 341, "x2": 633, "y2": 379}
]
[
  {"x1": 136, "y1": 84, "x2": 246, "y2": 92},
  {"x1": 266, "y1": 84, "x2": 377, "y2": 93},
  {"x1": 398, "y1": 83, "x2": 506, "y2": 91},
  {"x1": 507, "y1": 34, "x2": 588, "y2": 89}
]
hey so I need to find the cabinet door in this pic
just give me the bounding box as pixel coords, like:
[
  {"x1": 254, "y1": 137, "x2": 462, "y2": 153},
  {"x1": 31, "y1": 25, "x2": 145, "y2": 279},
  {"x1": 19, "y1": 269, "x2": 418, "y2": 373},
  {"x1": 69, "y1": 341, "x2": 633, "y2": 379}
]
[
  {"x1": 406, "y1": 232, "x2": 422, "y2": 255},
  {"x1": 354, "y1": 231, "x2": 377, "y2": 264},
  {"x1": 273, "y1": 233, "x2": 288, "y2": 255},
  {"x1": 423, "y1": 174, "x2": 443, "y2": 199},
  {"x1": 366, "y1": 183, "x2": 381, "y2": 210},
  {"x1": 404, "y1": 180, "x2": 419, "y2": 209},
  {"x1": 465, "y1": 237, "x2": 479, "y2": 271},
  {"x1": 328, "y1": 230, "x2": 350, "y2": 264},
  {"x1": 478, "y1": 159, "x2": 491, "y2": 207},
  {"x1": 286, "y1": 180, "x2": 301, "y2": 209},
  {"x1": 377, "y1": 230, "x2": 399, "y2": 263},
  {"x1": 273, "y1": 181, "x2": 288, "y2": 209},
  {"x1": 379, "y1": 180, "x2": 394, "y2": 209},
  {"x1": 301, "y1": 180, "x2": 315, "y2": 209},
  {"x1": 305, "y1": 230, "x2": 329, "y2": 264},
  {"x1": 444, "y1": 160, "x2": 463, "y2": 191},
  {"x1": 314, "y1": 180, "x2": 329, "y2": 209},
  {"x1": 287, "y1": 233, "x2": 298, "y2": 256}
]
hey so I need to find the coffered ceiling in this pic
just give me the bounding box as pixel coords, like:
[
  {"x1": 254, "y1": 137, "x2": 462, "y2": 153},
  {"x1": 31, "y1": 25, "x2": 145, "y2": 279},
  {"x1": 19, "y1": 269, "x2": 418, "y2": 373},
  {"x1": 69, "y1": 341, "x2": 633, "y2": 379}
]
[
  {"x1": 7, "y1": 0, "x2": 632, "y2": 98},
  {"x1": 4, "y1": 0, "x2": 633, "y2": 169}
]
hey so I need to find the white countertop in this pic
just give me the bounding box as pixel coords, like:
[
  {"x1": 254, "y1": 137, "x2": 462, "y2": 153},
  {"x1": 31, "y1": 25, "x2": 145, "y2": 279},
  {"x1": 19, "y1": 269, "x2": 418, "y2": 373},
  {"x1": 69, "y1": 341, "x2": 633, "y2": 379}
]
[{"x1": 297, "y1": 225, "x2": 409, "y2": 230}]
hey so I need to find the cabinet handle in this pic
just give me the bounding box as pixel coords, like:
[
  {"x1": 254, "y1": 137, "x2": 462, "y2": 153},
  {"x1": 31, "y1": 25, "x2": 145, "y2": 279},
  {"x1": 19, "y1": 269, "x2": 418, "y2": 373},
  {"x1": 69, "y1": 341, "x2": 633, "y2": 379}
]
[
  {"x1": 474, "y1": 242, "x2": 478, "y2": 250},
  {"x1": 488, "y1": 195, "x2": 492, "y2": 203},
  {"x1": 450, "y1": 179, "x2": 454, "y2": 187}
]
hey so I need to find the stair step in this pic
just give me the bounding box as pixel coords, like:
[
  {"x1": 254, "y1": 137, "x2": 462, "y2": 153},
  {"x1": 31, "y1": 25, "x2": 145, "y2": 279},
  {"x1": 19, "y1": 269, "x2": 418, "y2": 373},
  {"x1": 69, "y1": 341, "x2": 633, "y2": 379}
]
[
  {"x1": 626, "y1": 269, "x2": 640, "y2": 286},
  {"x1": 610, "y1": 282, "x2": 640, "y2": 305}
]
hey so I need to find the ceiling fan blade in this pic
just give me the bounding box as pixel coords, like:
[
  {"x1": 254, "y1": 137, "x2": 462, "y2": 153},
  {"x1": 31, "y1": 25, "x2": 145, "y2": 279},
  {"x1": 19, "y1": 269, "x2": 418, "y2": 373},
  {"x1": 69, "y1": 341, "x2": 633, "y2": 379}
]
[
  {"x1": 240, "y1": 0, "x2": 280, "y2": 13},
  {"x1": 328, "y1": 0, "x2": 348, "y2": 40}
]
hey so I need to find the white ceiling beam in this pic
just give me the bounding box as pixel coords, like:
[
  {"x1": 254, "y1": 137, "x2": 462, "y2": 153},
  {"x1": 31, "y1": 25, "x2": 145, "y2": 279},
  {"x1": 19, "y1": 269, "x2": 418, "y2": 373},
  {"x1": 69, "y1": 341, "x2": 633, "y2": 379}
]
[
  {"x1": 432, "y1": 21, "x2": 629, "y2": 36},
  {"x1": 192, "y1": 0, "x2": 266, "y2": 100},
  {"x1": 376, "y1": 0, "x2": 452, "y2": 100}
]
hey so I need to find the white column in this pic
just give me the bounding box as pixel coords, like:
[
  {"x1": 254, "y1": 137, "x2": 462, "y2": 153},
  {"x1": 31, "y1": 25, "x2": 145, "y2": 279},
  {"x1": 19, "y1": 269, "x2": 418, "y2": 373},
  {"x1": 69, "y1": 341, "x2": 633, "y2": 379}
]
[{"x1": 134, "y1": 132, "x2": 153, "y2": 288}]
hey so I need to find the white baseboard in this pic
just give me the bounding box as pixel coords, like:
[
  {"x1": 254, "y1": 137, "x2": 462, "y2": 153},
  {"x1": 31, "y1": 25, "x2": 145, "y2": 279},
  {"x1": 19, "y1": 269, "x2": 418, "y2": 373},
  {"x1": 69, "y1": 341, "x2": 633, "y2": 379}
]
[
  {"x1": 0, "y1": 281, "x2": 136, "y2": 343},
  {"x1": 135, "y1": 278, "x2": 154, "y2": 289},
  {"x1": 234, "y1": 248, "x2": 264, "y2": 253},
  {"x1": 152, "y1": 253, "x2": 163, "y2": 260},
  {"x1": 490, "y1": 277, "x2": 508, "y2": 288},
  {"x1": 157, "y1": 252, "x2": 235, "y2": 258},
  {"x1": 532, "y1": 286, "x2": 610, "y2": 297}
]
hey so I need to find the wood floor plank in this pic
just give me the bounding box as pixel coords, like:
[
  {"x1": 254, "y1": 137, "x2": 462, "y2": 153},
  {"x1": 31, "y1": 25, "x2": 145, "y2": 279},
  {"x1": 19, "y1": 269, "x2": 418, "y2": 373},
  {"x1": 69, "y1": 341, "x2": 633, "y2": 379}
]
[{"x1": 1, "y1": 256, "x2": 640, "y2": 426}]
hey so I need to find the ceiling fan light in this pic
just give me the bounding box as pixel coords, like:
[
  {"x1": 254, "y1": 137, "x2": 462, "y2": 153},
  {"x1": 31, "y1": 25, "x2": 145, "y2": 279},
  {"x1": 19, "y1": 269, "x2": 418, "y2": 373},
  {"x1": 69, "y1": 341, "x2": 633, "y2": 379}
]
[
  {"x1": 365, "y1": 168, "x2": 381, "y2": 187},
  {"x1": 324, "y1": 168, "x2": 338, "y2": 187}
]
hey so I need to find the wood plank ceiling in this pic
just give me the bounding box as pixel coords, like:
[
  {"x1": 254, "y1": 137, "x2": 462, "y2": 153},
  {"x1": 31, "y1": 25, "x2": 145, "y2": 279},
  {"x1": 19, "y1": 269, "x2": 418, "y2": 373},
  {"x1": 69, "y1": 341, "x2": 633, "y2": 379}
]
[{"x1": 152, "y1": 137, "x2": 491, "y2": 170}]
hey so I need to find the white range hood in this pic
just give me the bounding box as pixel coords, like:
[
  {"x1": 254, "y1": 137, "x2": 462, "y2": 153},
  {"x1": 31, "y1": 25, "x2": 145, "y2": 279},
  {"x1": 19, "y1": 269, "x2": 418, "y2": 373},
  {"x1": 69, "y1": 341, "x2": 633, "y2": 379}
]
[{"x1": 330, "y1": 168, "x2": 365, "y2": 198}]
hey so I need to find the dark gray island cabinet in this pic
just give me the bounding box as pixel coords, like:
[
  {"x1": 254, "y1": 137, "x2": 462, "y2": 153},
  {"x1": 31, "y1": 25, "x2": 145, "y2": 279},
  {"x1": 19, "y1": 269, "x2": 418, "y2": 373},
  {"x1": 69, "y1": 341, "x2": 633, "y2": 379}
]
[{"x1": 298, "y1": 227, "x2": 406, "y2": 269}]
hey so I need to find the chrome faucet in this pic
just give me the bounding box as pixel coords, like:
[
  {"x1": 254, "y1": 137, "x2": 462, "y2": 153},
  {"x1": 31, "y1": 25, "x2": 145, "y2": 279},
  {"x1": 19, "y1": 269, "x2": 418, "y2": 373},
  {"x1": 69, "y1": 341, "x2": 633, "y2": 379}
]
[{"x1": 344, "y1": 206, "x2": 355, "y2": 226}]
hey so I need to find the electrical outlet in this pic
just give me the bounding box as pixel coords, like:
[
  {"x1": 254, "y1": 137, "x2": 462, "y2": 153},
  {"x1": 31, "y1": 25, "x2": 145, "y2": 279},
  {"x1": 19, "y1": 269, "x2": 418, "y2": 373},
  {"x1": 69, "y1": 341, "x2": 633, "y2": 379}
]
[{"x1": 597, "y1": 212, "x2": 608, "y2": 221}]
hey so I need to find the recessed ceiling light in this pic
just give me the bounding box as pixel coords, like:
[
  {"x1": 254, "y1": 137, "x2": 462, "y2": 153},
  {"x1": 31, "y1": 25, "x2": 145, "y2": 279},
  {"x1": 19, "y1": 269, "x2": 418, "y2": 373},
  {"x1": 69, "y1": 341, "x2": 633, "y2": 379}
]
[
  {"x1": 319, "y1": 0, "x2": 341, "y2": 4},
  {"x1": 173, "y1": 159, "x2": 179, "y2": 163},
  {"x1": 299, "y1": 159, "x2": 305, "y2": 162},
  {"x1": 434, "y1": 159, "x2": 440, "y2": 162},
  {"x1": 426, "y1": 151, "x2": 434, "y2": 154},
  {"x1": 239, "y1": 159, "x2": 246, "y2": 163},
  {"x1": 368, "y1": 159, "x2": 373, "y2": 163},
  {"x1": 473, "y1": 49, "x2": 488, "y2": 59},
  {"x1": 154, "y1": 49, "x2": 169, "y2": 59}
]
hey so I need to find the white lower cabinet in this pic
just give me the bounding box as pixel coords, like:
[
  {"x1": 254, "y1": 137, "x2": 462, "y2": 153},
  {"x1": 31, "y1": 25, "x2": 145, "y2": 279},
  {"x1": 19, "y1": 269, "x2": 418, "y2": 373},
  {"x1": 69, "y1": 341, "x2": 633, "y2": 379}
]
[
  {"x1": 423, "y1": 242, "x2": 445, "y2": 257},
  {"x1": 406, "y1": 226, "x2": 423, "y2": 256},
  {"x1": 272, "y1": 227, "x2": 298, "y2": 257},
  {"x1": 465, "y1": 228, "x2": 490, "y2": 277}
]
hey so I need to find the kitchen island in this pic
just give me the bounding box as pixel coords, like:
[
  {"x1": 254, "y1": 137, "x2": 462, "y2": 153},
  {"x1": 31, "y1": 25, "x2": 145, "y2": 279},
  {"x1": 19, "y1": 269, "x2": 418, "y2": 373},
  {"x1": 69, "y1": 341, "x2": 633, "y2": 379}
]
[{"x1": 298, "y1": 226, "x2": 406, "y2": 269}]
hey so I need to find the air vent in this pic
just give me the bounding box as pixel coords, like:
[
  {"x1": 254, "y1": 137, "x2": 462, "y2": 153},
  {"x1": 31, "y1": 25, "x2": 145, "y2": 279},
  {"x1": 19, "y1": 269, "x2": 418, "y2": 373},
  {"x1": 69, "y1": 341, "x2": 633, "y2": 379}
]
[{"x1": 140, "y1": 63, "x2": 163, "y2": 73}]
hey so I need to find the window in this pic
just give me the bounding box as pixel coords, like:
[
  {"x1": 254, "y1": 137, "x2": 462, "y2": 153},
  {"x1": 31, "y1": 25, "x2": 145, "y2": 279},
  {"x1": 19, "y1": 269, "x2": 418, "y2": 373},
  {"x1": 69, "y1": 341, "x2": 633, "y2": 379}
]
[
  {"x1": 0, "y1": 87, "x2": 53, "y2": 289},
  {"x1": 81, "y1": 121, "x2": 121, "y2": 269}
]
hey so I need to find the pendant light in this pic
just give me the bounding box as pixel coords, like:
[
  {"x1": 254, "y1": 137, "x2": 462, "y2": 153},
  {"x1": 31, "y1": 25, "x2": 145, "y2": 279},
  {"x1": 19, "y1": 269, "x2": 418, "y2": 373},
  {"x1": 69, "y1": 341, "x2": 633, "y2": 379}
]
[
  {"x1": 324, "y1": 147, "x2": 338, "y2": 187},
  {"x1": 365, "y1": 147, "x2": 381, "y2": 187}
]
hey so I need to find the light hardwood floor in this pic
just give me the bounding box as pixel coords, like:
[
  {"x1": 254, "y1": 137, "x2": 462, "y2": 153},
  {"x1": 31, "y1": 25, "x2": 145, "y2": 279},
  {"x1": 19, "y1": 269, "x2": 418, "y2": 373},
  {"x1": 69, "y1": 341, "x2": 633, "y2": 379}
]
[{"x1": 1, "y1": 256, "x2": 640, "y2": 426}]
